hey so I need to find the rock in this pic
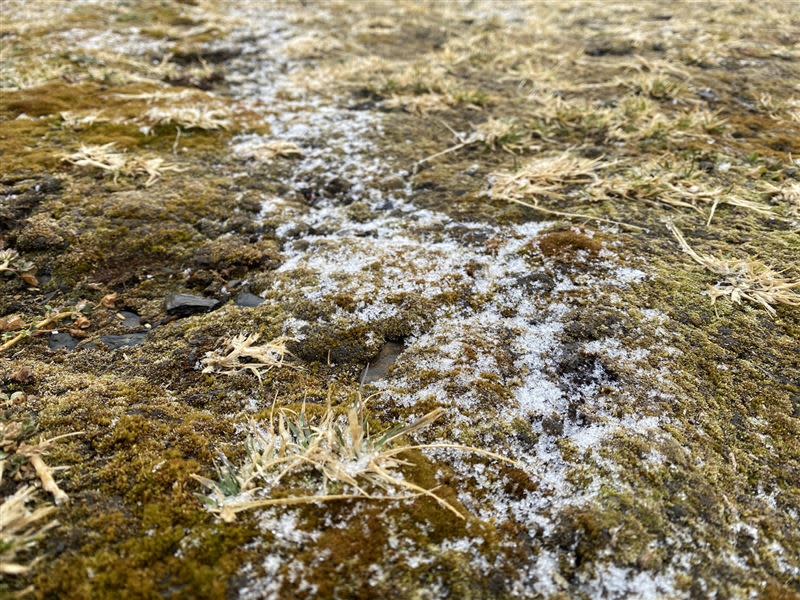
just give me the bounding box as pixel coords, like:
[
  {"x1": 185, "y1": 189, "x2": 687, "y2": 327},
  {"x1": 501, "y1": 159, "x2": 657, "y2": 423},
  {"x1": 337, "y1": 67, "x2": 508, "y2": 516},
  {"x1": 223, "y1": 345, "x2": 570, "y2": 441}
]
[
  {"x1": 165, "y1": 293, "x2": 221, "y2": 317},
  {"x1": 49, "y1": 332, "x2": 77, "y2": 351},
  {"x1": 361, "y1": 341, "x2": 404, "y2": 384},
  {"x1": 697, "y1": 88, "x2": 719, "y2": 103},
  {"x1": 236, "y1": 291, "x2": 264, "y2": 308},
  {"x1": 118, "y1": 310, "x2": 141, "y2": 329},
  {"x1": 100, "y1": 333, "x2": 147, "y2": 350}
]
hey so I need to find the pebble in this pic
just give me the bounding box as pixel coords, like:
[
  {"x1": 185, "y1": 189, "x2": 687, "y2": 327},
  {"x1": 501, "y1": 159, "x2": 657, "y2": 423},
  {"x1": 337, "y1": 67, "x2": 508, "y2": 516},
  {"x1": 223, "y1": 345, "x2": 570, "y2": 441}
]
[
  {"x1": 235, "y1": 291, "x2": 265, "y2": 308},
  {"x1": 360, "y1": 341, "x2": 404, "y2": 384},
  {"x1": 49, "y1": 332, "x2": 78, "y2": 351},
  {"x1": 164, "y1": 293, "x2": 221, "y2": 317},
  {"x1": 118, "y1": 310, "x2": 142, "y2": 329}
]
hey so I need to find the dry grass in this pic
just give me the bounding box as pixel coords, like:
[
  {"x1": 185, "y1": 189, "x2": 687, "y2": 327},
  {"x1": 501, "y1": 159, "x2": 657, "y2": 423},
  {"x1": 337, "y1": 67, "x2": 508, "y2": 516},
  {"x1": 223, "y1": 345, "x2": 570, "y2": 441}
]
[
  {"x1": 414, "y1": 117, "x2": 533, "y2": 171},
  {"x1": 63, "y1": 143, "x2": 184, "y2": 186},
  {"x1": 491, "y1": 151, "x2": 604, "y2": 201},
  {"x1": 0, "y1": 422, "x2": 81, "y2": 576},
  {"x1": 284, "y1": 32, "x2": 346, "y2": 60},
  {"x1": 598, "y1": 160, "x2": 772, "y2": 224},
  {"x1": 233, "y1": 139, "x2": 304, "y2": 163},
  {"x1": 383, "y1": 92, "x2": 456, "y2": 115},
  {"x1": 201, "y1": 333, "x2": 298, "y2": 381},
  {"x1": 143, "y1": 105, "x2": 232, "y2": 131},
  {"x1": 0, "y1": 485, "x2": 57, "y2": 576},
  {"x1": 59, "y1": 110, "x2": 109, "y2": 130},
  {"x1": 668, "y1": 222, "x2": 800, "y2": 317},
  {"x1": 193, "y1": 392, "x2": 514, "y2": 522},
  {"x1": 489, "y1": 152, "x2": 643, "y2": 230}
]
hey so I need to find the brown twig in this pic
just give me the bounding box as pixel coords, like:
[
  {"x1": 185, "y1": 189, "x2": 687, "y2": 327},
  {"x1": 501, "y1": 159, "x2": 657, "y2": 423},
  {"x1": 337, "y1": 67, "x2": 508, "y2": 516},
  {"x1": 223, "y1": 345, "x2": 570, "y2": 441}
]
[
  {"x1": 18, "y1": 432, "x2": 83, "y2": 506},
  {"x1": 0, "y1": 311, "x2": 78, "y2": 354}
]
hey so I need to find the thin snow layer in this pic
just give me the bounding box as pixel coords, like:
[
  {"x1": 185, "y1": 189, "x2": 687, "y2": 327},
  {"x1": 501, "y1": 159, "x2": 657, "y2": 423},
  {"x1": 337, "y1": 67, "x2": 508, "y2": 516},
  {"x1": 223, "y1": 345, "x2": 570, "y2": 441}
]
[{"x1": 223, "y1": 6, "x2": 681, "y2": 599}]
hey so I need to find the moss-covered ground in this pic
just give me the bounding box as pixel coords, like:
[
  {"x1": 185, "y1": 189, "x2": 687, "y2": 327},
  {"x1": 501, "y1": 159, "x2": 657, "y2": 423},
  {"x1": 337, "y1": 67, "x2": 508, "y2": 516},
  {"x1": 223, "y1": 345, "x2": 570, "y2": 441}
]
[{"x1": 1, "y1": 1, "x2": 798, "y2": 598}]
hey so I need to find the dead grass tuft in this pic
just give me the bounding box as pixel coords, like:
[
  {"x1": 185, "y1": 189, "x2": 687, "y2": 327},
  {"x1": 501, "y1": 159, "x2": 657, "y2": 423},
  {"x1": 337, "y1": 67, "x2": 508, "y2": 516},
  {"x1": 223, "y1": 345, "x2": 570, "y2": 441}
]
[
  {"x1": 233, "y1": 139, "x2": 304, "y2": 163},
  {"x1": 193, "y1": 392, "x2": 514, "y2": 522},
  {"x1": 490, "y1": 152, "x2": 642, "y2": 230},
  {"x1": 1, "y1": 423, "x2": 81, "y2": 576},
  {"x1": 63, "y1": 143, "x2": 184, "y2": 186},
  {"x1": 597, "y1": 160, "x2": 772, "y2": 224},
  {"x1": 0, "y1": 485, "x2": 57, "y2": 576},
  {"x1": 668, "y1": 222, "x2": 800, "y2": 316},
  {"x1": 201, "y1": 333, "x2": 298, "y2": 381},
  {"x1": 490, "y1": 151, "x2": 604, "y2": 202},
  {"x1": 143, "y1": 105, "x2": 232, "y2": 131}
]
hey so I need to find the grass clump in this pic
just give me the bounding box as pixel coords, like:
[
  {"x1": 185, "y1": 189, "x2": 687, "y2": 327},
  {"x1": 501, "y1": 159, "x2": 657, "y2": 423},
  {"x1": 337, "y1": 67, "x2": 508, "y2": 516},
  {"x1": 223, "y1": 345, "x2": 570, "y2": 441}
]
[
  {"x1": 63, "y1": 143, "x2": 183, "y2": 187},
  {"x1": 597, "y1": 159, "x2": 772, "y2": 224},
  {"x1": 488, "y1": 152, "x2": 643, "y2": 230},
  {"x1": 490, "y1": 151, "x2": 603, "y2": 200},
  {"x1": 142, "y1": 105, "x2": 232, "y2": 131},
  {"x1": 0, "y1": 485, "x2": 57, "y2": 576},
  {"x1": 200, "y1": 333, "x2": 297, "y2": 381},
  {"x1": 0, "y1": 422, "x2": 80, "y2": 579},
  {"x1": 193, "y1": 392, "x2": 513, "y2": 522},
  {"x1": 668, "y1": 222, "x2": 800, "y2": 316}
]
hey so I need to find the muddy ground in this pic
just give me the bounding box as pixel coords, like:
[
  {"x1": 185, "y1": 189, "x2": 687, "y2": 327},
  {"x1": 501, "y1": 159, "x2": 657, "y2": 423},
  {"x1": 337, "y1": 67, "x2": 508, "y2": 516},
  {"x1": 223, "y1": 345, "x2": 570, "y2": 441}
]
[{"x1": 1, "y1": 1, "x2": 799, "y2": 598}]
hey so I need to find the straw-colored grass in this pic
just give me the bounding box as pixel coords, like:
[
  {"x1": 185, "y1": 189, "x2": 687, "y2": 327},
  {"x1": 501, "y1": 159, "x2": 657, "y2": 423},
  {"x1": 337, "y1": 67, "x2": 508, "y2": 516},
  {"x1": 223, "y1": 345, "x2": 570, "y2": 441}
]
[
  {"x1": 668, "y1": 222, "x2": 800, "y2": 316},
  {"x1": 63, "y1": 143, "x2": 184, "y2": 186},
  {"x1": 0, "y1": 485, "x2": 57, "y2": 576},
  {"x1": 201, "y1": 333, "x2": 298, "y2": 381},
  {"x1": 143, "y1": 105, "x2": 232, "y2": 131},
  {"x1": 0, "y1": 423, "x2": 81, "y2": 576},
  {"x1": 490, "y1": 151, "x2": 603, "y2": 201},
  {"x1": 233, "y1": 139, "x2": 304, "y2": 163},
  {"x1": 488, "y1": 152, "x2": 642, "y2": 230},
  {"x1": 598, "y1": 160, "x2": 772, "y2": 224},
  {"x1": 193, "y1": 393, "x2": 514, "y2": 522}
]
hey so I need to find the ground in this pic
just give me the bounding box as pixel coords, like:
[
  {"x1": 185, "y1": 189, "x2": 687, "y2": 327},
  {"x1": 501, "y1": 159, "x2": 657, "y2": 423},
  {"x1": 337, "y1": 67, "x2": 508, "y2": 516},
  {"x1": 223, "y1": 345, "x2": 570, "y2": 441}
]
[{"x1": 1, "y1": 1, "x2": 799, "y2": 599}]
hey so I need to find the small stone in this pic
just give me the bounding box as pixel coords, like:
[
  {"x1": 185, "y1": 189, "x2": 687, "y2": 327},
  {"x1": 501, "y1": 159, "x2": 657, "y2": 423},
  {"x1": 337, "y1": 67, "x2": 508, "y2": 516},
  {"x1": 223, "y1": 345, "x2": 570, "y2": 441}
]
[
  {"x1": 361, "y1": 341, "x2": 404, "y2": 384},
  {"x1": 236, "y1": 291, "x2": 264, "y2": 308},
  {"x1": 49, "y1": 332, "x2": 77, "y2": 351},
  {"x1": 100, "y1": 333, "x2": 147, "y2": 350},
  {"x1": 118, "y1": 311, "x2": 141, "y2": 328},
  {"x1": 165, "y1": 293, "x2": 221, "y2": 317}
]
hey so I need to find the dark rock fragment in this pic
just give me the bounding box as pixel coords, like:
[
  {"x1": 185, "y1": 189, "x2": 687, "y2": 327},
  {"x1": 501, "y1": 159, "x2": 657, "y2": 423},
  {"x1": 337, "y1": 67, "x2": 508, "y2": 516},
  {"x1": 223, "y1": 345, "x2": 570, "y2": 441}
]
[
  {"x1": 361, "y1": 341, "x2": 404, "y2": 383},
  {"x1": 165, "y1": 293, "x2": 221, "y2": 317},
  {"x1": 100, "y1": 333, "x2": 147, "y2": 350},
  {"x1": 235, "y1": 291, "x2": 264, "y2": 308},
  {"x1": 49, "y1": 332, "x2": 77, "y2": 351},
  {"x1": 119, "y1": 311, "x2": 142, "y2": 329}
]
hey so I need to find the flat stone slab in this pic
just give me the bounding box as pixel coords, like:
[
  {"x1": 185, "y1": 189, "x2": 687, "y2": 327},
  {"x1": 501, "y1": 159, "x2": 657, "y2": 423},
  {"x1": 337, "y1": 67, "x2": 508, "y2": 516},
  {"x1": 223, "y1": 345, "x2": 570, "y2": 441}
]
[
  {"x1": 235, "y1": 291, "x2": 265, "y2": 308},
  {"x1": 361, "y1": 341, "x2": 404, "y2": 384},
  {"x1": 165, "y1": 293, "x2": 221, "y2": 317},
  {"x1": 118, "y1": 310, "x2": 142, "y2": 329},
  {"x1": 48, "y1": 332, "x2": 77, "y2": 351}
]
